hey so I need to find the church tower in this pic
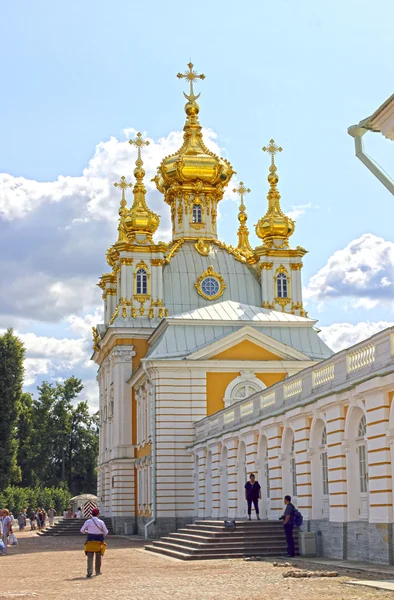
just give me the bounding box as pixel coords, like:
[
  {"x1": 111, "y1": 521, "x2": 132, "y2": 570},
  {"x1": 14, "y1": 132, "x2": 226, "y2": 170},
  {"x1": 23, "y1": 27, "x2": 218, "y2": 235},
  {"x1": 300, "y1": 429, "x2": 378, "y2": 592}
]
[
  {"x1": 254, "y1": 140, "x2": 308, "y2": 317},
  {"x1": 154, "y1": 63, "x2": 234, "y2": 241}
]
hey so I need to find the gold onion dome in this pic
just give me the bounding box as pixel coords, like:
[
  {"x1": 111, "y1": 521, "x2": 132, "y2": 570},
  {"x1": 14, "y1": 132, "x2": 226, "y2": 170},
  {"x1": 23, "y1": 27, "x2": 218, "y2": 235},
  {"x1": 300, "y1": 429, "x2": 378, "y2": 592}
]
[
  {"x1": 255, "y1": 139, "x2": 295, "y2": 245},
  {"x1": 124, "y1": 132, "x2": 160, "y2": 240},
  {"x1": 154, "y1": 63, "x2": 234, "y2": 199},
  {"x1": 234, "y1": 181, "x2": 254, "y2": 259}
]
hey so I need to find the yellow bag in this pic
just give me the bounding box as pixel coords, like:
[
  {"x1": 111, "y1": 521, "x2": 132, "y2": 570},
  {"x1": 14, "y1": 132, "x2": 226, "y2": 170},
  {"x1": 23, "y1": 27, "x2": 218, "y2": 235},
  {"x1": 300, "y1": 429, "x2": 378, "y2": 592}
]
[{"x1": 84, "y1": 541, "x2": 107, "y2": 555}]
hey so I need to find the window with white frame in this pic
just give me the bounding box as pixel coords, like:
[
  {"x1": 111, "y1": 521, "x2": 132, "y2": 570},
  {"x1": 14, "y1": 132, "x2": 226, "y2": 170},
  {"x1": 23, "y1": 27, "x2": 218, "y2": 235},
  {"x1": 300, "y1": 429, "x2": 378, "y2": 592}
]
[
  {"x1": 276, "y1": 272, "x2": 288, "y2": 298},
  {"x1": 192, "y1": 204, "x2": 202, "y2": 223},
  {"x1": 232, "y1": 382, "x2": 261, "y2": 400},
  {"x1": 136, "y1": 268, "x2": 148, "y2": 295},
  {"x1": 290, "y1": 437, "x2": 297, "y2": 497},
  {"x1": 321, "y1": 427, "x2": 329, "y2": 496},
  {"x1": 357, "y1": 415, "x2": 368, "y2": 493}
]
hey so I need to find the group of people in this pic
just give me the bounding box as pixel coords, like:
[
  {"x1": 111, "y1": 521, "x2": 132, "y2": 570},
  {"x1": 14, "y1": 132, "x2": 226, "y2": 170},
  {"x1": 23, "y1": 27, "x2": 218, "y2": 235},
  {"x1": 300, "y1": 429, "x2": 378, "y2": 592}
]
[{"x1": 245, "y1": 473, "x2": 299, "y2": 557}]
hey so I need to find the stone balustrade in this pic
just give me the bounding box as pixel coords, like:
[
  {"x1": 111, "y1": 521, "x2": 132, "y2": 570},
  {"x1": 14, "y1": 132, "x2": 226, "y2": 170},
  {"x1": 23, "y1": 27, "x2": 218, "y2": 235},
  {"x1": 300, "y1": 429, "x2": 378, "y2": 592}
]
[{"x1": 194, "y1": 327, "x2": 394, "y2": 443}]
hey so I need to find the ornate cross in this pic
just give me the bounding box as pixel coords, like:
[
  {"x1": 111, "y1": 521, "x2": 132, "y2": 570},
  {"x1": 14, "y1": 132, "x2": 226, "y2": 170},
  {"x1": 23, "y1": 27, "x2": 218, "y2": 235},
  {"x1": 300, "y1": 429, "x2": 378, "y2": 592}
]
[
  {"x1": 233, "y1": 181, "x2": 251, "y2": 207},
  {"x1": 129, "y1": 132, "x2": 150, "y2": 164},
  {"x1": 114, "y1": 175, "x2": 132, "y2": 201},
  {"x1": 177, "y1": 62, "x2": 205, "y2": 101},
  {"x1": 262, "y1": 139, "x2": 283, "y2": 168}
]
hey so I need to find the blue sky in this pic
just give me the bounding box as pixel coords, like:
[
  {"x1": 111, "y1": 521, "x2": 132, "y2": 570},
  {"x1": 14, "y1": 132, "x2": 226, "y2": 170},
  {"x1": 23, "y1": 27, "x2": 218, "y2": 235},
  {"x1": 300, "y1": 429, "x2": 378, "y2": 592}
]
[{"x1": 0, "y1": 0, "x2": 393, "y2": 407}]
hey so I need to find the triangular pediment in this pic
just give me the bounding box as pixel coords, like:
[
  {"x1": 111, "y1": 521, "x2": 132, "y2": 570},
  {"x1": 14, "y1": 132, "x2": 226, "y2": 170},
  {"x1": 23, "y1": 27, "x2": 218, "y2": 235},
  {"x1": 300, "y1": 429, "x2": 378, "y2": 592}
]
[{"x1": 187, "y1": 325, "x2": 310, "y2": 361}]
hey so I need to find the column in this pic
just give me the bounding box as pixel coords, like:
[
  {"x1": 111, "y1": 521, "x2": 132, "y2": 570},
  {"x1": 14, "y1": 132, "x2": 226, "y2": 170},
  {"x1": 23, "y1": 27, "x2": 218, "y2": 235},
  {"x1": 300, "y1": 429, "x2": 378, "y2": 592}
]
[
  {"x1": 110, "y1": 346, "x2": 135, "y2": 453},
  {"x1": 226, "y1": 437, "x2": 239, "y2": 519},
  {"x1": 293, "y1": 416, "x2": 312, "y2": 519},
  {"x1": 197, "y1": 448, "x2": 206, "y2": 518},
  {"x1": 266, "y1": 424, "x2": 283, "y2": 518},
  {"x1": 325, "y1": 404, "x2": 347, "y2": 522},
  {"x1": 365, "y1": 390, "x2": 392, "y2": 522},
  {"x1": 210, "y1": 443, "x2": 222, "y2": 518}
]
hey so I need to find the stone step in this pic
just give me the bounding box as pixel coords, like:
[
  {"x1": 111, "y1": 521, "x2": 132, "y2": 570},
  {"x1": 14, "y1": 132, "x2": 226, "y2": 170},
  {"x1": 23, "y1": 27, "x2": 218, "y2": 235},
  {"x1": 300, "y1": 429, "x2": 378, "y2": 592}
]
[
  {"x1": 168, "y1": 532, "x2": 287, "y2": 544},
  {"x1": 145, "y1": 544, "x2": 294, "y2": 561},
  {"x1": 161, "y1": 537, "x2": 296, "y2": 550}
]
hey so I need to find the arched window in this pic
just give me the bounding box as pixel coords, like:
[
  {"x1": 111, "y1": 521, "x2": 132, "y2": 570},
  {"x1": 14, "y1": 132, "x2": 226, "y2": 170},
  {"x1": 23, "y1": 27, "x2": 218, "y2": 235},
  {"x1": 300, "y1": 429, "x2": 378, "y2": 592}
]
[
  {"x1": 192, "y1": 204, "x2": 202, "y2": 223},
  {"x1": 232, "y1": 382, "x2": 261, "y2": 401},
  {"x1": 277, "y1": 272, "x2": 288, "y2": 298},
  {"x1": 357, "y1": 415, "x2": 368, "y2": 494},
  {"x1": 290, "y1": 437, "x2": 297, "y2": 497},
  {"x1": 321, "y1": 427, "x2": 329, "y2": 496},
  {"x1": 136, "y1": 268, "x2": 148, "y2": 295}
]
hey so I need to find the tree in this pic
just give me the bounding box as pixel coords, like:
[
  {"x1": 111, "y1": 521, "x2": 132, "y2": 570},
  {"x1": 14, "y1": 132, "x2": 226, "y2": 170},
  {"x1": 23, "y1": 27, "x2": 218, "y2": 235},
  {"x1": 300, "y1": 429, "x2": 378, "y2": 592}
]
[{"x1": 0, "y1": 329, "x2": 25, "y2": 490}]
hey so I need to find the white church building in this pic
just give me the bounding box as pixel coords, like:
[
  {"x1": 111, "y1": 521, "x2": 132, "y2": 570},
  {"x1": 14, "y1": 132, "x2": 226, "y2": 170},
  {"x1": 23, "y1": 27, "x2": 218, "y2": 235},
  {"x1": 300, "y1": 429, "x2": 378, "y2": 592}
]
[{"x1": 92, "y1": 63, "x2": 394, "y2": 563}]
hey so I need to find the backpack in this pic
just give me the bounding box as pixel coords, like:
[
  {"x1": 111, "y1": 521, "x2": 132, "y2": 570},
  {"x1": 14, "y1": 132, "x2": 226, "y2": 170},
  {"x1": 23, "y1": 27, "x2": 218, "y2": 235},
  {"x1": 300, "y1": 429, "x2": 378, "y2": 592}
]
[{"x1": 293, "y1": 508, "x2": 303, "y2": 527}]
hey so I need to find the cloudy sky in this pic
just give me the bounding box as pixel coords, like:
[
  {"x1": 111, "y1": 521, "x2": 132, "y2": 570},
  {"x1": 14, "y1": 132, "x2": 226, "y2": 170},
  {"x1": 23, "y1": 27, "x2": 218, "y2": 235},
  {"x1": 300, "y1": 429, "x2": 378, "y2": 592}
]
[{"x1": 1, "y1": 0, "x2": 393, "y2": 410}]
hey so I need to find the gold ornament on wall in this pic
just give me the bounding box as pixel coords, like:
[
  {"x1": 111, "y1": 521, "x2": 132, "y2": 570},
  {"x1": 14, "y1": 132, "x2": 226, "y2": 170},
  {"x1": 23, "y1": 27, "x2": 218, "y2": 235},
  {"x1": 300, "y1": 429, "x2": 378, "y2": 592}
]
[{"x1": 195, "y1": 265, "x2": 226, "y2": 301}]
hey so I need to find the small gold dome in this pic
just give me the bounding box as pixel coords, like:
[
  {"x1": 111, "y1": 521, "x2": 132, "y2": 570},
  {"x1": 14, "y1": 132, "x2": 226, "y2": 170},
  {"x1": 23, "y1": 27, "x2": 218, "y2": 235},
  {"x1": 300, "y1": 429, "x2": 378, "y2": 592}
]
[
  {"x1": 125, "y1": 155, "x2": 159, "y2": 239},
  {"x1": 255, "y1": 140, "x2": 295, "y2": 246}
]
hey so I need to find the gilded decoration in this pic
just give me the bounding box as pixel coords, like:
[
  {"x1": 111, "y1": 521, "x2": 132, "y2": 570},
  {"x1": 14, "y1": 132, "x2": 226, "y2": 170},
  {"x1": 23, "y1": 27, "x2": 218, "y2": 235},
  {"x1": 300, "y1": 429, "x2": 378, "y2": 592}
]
[
  {"x1": 275, "y1": 297, "x2": 291, "y2": 312},
  {"x1": 120, "y1": 257, "x2": 134, "y2": 266},
  {"x1": 262, "y1": 301, "x2": 275, "y2": 309},
  {"x1": 154, "y1": 63, "x2": 235, "y2": 238},
  {"x1": 290, "y1": 262, "x2": 303, "y2": 270},
  {"x1": 109, "y1": 306, "x2": 119, "y2": 325},
  {"x1": 195, "y1": 265, "x2": 226, "y2": 301},
  {"x1": 255, "y1": 140, "x2": 295, "y2": 246},
  {"x1": 92, "y1": 327, "x2": 100, "y2": 353},
  {"x1": 134, "y1": 260, "x2": 150, "y2": 302},
  {"x1": 164, "y1": 238, "x2": 185, "y2": 263},
  {"x1": 233, "y1": 181, "x2": 254, "y2": 259},
  {"x1": 151, "y1": 259, "x2": 164, "y2": 266},
  {"x1": 195, "y1": 238, "x2": 211, "y2": 256}
]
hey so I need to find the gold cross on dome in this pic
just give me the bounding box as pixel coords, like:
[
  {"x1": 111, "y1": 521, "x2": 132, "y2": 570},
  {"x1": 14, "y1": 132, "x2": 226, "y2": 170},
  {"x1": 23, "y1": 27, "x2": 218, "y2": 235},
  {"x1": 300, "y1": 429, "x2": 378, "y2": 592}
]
[
  {"x1": 262, "y1": 139, "x2": 283, "y2": 167},
  {"x1": 177, "y1": 62, "x2": 205, "y2": 101},
  {"x1": 114, "y1": 175, "x2": 132, "y2": 201},
  {"x1": 129, "y1": 132, "x2": 150, "y2": 164},
  {"x1": 233, "y1": 181, "x2": 251, "y2": 206}
]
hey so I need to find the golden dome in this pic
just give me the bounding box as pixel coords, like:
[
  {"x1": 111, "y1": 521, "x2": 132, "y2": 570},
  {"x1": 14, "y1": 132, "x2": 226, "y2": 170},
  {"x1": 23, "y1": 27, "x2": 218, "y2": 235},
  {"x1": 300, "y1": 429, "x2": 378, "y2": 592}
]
[
  {"x1": 255, "y1": 140, "x2": 295, "y2": 246},
  {"x1": 233, "y1": 181, "x2": 254, "y2": 259},
  {"x1": 154, "y1": 63, "x2": 234, "y2": 200}
]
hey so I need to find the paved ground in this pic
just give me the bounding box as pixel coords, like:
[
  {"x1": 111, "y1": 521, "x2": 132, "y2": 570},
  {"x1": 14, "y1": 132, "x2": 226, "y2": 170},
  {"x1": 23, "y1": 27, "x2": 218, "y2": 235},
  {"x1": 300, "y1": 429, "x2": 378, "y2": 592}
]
[{"x1": 1, "y1": 529, "x2": 394, "y2": 600}]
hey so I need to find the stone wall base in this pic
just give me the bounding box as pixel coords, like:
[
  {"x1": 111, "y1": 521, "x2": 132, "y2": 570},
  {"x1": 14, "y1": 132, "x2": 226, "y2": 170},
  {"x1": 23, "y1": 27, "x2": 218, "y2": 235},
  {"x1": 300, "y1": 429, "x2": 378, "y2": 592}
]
[
  {"x1": 112, "y1": 516, "x2": 137, "y2": 536},
  {"x1": 308, "y1": 520, "x2": 393, "y2": 565}
]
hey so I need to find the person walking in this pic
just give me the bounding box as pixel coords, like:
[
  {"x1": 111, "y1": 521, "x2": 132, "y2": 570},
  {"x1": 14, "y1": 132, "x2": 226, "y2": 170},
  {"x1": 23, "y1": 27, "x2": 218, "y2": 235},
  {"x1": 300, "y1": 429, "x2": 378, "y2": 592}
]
[
  {"x1": 1, "y1": 509, "x2": 13, "y2": 555},
  {"x1": 48, "y1": 507, "x2": 56, "y2": 526},
  {"x1": 80, "y1": 508, "x2": 108, "y2": 578},
  {"x1": 244, "y1": 473, "x2": 261, "y2": 520},
  {"x1": 17, "y1": 512, "x2": 26, "y2": 531},
  {"x1": 280, "y1": 495, "x2": 296, "y2": 557},
  {"x1": 29, "y1": 509, "x2": 36, "y2": 530}
]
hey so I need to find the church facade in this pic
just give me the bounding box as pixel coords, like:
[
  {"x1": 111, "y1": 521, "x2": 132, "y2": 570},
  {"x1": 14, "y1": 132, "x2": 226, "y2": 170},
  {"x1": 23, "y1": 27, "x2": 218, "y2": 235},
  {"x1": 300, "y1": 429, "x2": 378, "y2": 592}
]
[{"x1": 92, "y1": 64, "x2": 394, "y2": 563}]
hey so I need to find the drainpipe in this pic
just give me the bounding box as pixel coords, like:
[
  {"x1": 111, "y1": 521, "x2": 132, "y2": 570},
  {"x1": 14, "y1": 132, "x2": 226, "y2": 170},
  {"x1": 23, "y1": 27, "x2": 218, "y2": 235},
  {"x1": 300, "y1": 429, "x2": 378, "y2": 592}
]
[
  {"x1": 142, "y1": 361, "x2": 156, "y2": 540},
  {"x1": 347, "y1": 125, "x2": 394, "y2": 195}
]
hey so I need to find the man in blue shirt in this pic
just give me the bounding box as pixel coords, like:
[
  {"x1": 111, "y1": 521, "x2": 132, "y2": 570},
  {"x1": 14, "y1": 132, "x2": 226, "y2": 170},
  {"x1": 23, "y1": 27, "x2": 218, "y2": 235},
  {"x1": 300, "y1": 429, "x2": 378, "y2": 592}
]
[
  {"x1": 244, "y1": 473, "x2": 261, "y2": 520},
  {"x1": 280, "y1": 495, "x2": 295, "y2": 557}
]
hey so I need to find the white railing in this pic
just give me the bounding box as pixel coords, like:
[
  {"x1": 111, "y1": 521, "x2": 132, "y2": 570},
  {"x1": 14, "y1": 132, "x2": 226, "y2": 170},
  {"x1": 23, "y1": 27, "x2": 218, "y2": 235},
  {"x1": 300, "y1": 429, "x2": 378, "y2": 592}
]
[
  {"x1": 260, "y1": 391, "x2": 276, "y2": 409},
  {"x1": 224, "y1": 410, "x2": 235, "y2": 424},
  {"x1": 193, "y1": 327, "x2": 394, "y2": 443},
  {"x1": 313, "y1": 363, "x2": 335, "y2": 387},
  {"x1": 240, "y1": 401, "x2": 253, "y2": 417},
  {"x1": 347, "y1": 344, "x2": 375, "y2": 373},
  {"x1": 284, "y1": 378, "x2": 303, "y2": 398}
]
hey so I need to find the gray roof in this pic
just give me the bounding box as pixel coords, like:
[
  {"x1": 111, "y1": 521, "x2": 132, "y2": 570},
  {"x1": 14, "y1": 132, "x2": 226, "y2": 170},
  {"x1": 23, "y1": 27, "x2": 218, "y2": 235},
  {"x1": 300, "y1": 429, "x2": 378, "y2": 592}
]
[
  {"x1": 170, "y1": 300, "x2": 315, "y2": 324},
  {"x1": 163, "y1": 241, "x2": 261, "y2": 315},
  {"x1": 147, "y1": 301, "x2": 333, "y2": 361}
]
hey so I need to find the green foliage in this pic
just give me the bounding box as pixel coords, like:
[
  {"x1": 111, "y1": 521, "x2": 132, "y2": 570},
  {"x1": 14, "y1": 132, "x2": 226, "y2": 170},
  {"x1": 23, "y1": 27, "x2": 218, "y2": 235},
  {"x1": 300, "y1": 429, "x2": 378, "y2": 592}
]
[
  {"x1": 0, "y1": 329, "x2": 25, "y2": 489},
  {"x1": 15, "y1": 376, "x2": 98, "y2": 496},
  {"x1": 0, "y1": 485, "x2": 71, "y2": 515}
]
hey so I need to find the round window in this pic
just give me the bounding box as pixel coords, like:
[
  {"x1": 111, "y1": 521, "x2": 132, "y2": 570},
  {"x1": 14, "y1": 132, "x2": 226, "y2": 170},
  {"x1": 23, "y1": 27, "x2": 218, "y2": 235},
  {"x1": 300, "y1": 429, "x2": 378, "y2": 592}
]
[{"x1": 201, "y1": 276, "x2": 220, "y2": 297}]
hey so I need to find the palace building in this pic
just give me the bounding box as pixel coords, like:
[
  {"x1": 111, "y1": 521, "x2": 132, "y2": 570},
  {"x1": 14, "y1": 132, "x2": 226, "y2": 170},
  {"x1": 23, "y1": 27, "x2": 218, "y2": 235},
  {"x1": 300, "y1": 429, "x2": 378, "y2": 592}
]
[{"x1": 93, "y1": 63, "x2": 394, "y2": 563}]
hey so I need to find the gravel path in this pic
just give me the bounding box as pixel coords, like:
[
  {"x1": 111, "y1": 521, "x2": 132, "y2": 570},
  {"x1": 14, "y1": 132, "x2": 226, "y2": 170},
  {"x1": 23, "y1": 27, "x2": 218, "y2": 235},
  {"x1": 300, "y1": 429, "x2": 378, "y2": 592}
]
[{"x1": 1, "y1": 530, "x2": 392, "y2": 600}]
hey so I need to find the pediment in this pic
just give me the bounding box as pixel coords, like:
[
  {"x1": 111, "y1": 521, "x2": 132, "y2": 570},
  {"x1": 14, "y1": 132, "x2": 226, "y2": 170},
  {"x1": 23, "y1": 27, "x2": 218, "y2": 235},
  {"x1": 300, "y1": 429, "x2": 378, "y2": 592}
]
[{"x1": 188, "y1": 326, "x2": 310, "y2": 361}]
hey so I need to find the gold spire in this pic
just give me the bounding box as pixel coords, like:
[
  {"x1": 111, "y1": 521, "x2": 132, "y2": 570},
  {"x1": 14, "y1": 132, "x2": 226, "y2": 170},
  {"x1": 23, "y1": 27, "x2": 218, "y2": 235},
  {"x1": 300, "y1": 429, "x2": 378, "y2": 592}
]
[
  {"x1": 255, "y1": 139, "x2": 295, "y2": 247},
  {"x1": 114, "y1": 175, "x2": 132, "y2": 243},
  {"x1": 233, "y1": 181, "x2": 254, "y2": 259},
  {"x1": 155, "y1": 62, "x2": 234, "y2": 222},
  {"x1": 123, "y1": 132, "x2": 159, "y2": 242}
]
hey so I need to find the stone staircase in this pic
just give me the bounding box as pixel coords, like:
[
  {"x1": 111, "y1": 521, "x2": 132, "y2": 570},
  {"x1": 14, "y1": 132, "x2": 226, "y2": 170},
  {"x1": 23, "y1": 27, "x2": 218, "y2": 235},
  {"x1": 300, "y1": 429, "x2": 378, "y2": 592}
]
[
  {"x1": 145, "y1": 520, "x2": 299, "y2": 560},
  {"x1": 39, "y1": 518, "x2": 114, "y2": 537}
]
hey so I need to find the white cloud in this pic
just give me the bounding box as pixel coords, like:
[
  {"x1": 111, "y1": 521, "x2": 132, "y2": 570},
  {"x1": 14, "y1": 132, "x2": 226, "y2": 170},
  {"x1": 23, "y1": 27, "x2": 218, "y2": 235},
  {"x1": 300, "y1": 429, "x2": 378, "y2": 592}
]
[
  {"x1": 287, "y1": 203, "x2": 319, "y2": 220},
  {"x1": 319, "y1": 320, "x2": 394, "y2": 353},
  {"x1": 305, "y1": 234, "x2": 394, "y2": 308}
]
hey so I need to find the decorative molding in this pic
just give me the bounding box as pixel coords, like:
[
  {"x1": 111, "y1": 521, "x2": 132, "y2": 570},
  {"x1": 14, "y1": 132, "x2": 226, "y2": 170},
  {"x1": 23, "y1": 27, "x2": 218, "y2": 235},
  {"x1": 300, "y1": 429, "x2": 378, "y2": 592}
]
[
  {"x1": 290, "y1": 262, "x2": 303, "y2": 270},
  {"x1": 119, "y1": 257, "x2": 134, "y2": 266},
  {"x1": 195, "y1": 238, "x2": 211, "y2": 256},
  {"x1": 110, "y1": 346, "x2": 136, "y2": 365},
  {"x1": 151, "y1": 259, "x2": 164, "y2": 266},
  {"x1": 195, "y1": 265, "x2": 226, "y2": 301}
]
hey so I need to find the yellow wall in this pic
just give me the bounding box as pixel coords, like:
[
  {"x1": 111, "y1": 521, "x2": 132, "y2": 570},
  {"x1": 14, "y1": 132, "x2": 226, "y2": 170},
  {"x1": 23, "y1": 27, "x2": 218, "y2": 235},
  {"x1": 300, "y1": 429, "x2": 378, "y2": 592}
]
[
  {"x1": 210, "y1": 339, "x2": 282, "y2": 361},
  {"x1": 256, "y1": 373, "x2": 286, "y2": 387},
  {"x1": 206, "y1": 372, "x2": 239, "y2": 416},
  {"x1": 206, "y1": 371, "x2": 287, "y2": 416}
]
